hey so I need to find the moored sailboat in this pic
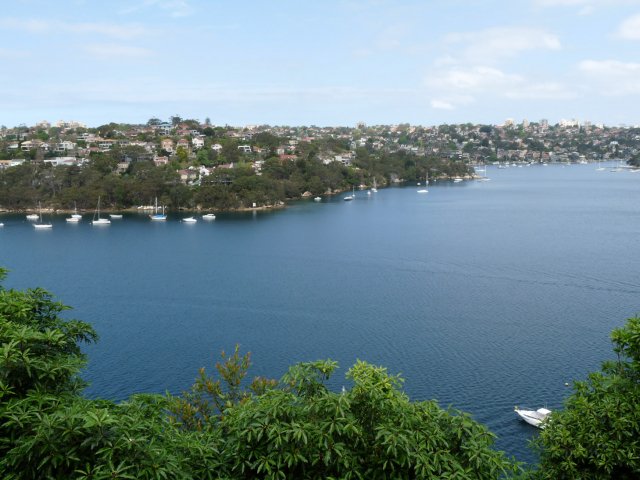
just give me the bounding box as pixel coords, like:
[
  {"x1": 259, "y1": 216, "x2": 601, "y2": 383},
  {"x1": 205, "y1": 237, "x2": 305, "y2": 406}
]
[
  {"x1": 33, "y1": 202, "x2": 53, "y2": 229},
  {"x1": 92, "y1": 196, "x2": 111, "y2": 225},
  {"x1": 149, "y1": 197, "x2": 167, "y2": 221},
  {"x1": 66, "y1": 202, "x2": 82, "y2": 223}
]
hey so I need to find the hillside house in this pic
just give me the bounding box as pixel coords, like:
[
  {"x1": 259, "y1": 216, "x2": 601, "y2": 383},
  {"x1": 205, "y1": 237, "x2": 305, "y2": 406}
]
[
  {"x1": 161, "y1": 139, "x2": 174, "y2": 153},
  {"x1": 154, "y1": 155, "x2": 169, "y2": 166},
  {"x1": 55, "y1": 140, "x2": 76, "y2": 152},
  {"x1": 192, "y1": 137, "x2": 205, "y2": 149},
  {"x1": 176, "y1": 138, "x2": 190, "y2": 151}
]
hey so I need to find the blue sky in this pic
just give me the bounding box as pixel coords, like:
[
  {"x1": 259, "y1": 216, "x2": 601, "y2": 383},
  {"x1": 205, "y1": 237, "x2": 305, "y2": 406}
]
[{"x1": 1, "y1": 0, "x2": 640, "y2": 127}]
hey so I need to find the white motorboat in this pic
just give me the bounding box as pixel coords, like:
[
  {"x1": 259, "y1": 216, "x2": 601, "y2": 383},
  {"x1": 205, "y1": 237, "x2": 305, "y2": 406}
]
[
  {"x1": 26, "y1": 213, "x2": 39, "y2": 221},
  {"x1": 314, "y1": 196, "x2": 321, "y2": 202},
  {"x1": 202, "y1": 213, "x2": 216, "y2": 220},
  {"x1": 453, "y1": 177, "x2": 463, "y2": 183},
  {"x1": 109, "y1": 214, "x2": 123, "y2": 219},
  {"x1": 182, "y1": 217, "x2": 197, "y2": 223},
  {"x1": 514, "y1": 406, "x2": 551, "y2": 428}
]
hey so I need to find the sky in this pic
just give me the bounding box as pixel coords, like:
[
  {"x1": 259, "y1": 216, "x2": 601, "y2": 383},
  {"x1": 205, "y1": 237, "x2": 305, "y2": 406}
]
[{"x1": 1, "y1": 0, "x2": 640, "y2": 127}]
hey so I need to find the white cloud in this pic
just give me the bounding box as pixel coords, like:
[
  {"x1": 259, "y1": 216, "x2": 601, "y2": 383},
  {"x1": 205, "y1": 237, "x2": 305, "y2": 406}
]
[
  {"x1": 120, "y1": 0, "x2": 194, "y2": 18},
  {"x1": 443, "y1": 27, "x2": 561, "y2": 64},
  {"x1": 374, "y1": 24, "x2": 409, "y2": 51},
  {"x1": 426, "y1": 66, "x2": 523, "y2": 91},
  {"x1": 84, "y1": 44, "x2": 154, "y2": 59},
  {"x1": 424, "y1": 65, "x2": 577, "y2": 106},
  {"x1": 0, "y1": 18, "x2": 149, "y2": 39},
  {"x1": 505, "y1": 82, "x2": 579, "y2": 99},
  {"x1": 579, "y1": 59, "x2": 640, "y2": 94},
  {"x1": 430, "y1": 99, "x2": 455, "y2": 110},
  {"x1": 0, "y1": 47, "x2": 28, "y2": 59},
  {"x1": 617, "y1": 14, "x2": 640, "y2": 39},
  {"x1": 534, "y1": 0, "x2": 592, "y2": 6},
  {"x1": 534, "y1": 0, "x2": 640, "y2": 10}
]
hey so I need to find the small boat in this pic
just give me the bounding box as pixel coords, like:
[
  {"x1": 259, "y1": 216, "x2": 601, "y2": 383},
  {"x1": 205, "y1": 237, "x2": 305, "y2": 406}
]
[
  {"x1": 477, "y1": 166, "x2": 490, "y2": 182},
  {"x1": 66, "y1": 202, "x2": 82, "y2": 222},
  {"x1": 33, "y1": 202, "x2": 53, "y2": 229},
  {"x1": 344, "y1": 186, "x2": 356, "y2": 201},
  {"x1": 417, "y1": 173, "x2": 429, "y2": 193},
  {"x1": 202, "y1": 213, "x2": 216, "y2": 220},
  {"x1": 149, "y1": 197, "x2": 167, "y2": 221},
  {"x1": 92, "y1": 196, "x2": 111, "y2": 225},
  {"x1": 109, "y1": 214, "x2": 123, "y2": 219},
  {"x1": 26, "y1": 213, "x2": 39, "y2": 221},
  {"x1": 314, "y1": 196, "x2": 321, "y2": 202},
  {"x1": 514, "y1": 406, "x2": 551, "y2": 428},
  {"x1": 0, "y1": 222, "x2": 3, "y2": 227},
  {"x1": 371, "y1": 178, "x2": 378, "y2": 193},
  {"x1": 453, "y1": 177, "x2": 463, "y2": 183},
  {"x1": 182, "y1": 217, "x2": 197, "y2": 223}
]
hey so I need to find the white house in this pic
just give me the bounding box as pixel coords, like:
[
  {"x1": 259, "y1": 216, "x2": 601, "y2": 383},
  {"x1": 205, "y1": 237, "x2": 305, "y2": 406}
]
[
  {"x1": 192, "y1": 137, "x2": 205, "y2": 149},
  {"x1": 55, "y1": 141, "x2": 76, "y2": 152}
]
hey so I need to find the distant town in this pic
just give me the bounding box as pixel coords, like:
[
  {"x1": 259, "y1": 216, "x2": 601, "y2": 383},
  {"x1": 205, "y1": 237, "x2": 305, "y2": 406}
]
[{"x1": 1, "y1": 117, "x2": 638, "y2": 212}]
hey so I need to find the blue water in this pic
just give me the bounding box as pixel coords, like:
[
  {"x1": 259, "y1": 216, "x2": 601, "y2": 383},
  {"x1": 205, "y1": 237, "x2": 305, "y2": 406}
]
[{"x1": 2, "y1": 163, "x2": 639, "y2": 464}]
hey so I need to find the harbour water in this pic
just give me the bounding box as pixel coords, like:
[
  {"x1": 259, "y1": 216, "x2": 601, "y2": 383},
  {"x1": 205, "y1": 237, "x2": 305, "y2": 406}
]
[{"x1": 1, "y1": 163, "x2": 639, "y2": 464}]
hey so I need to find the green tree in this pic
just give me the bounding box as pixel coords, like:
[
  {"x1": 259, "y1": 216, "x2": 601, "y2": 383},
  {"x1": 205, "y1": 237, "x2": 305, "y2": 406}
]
[{"x1": 175, "y1": 146, "x2": 189, "y2": 166}]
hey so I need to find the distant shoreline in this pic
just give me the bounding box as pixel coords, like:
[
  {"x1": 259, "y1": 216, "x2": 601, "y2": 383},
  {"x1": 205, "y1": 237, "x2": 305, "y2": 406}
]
[{"x1": 0, "y1": 175, "x2": 484, "y2": 215}]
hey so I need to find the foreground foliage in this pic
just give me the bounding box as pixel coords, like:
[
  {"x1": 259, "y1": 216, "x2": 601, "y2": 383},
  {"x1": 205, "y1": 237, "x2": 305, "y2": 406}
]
[
  {"x1": 534, "y1": 316, "x2": 640, "y2": 479},
  {"x1": 5, "y1": 267, "x2": 640, "y2": 478},
  {"x1": 0, "y1": 268, "x2": 518, "y2": 479}
]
